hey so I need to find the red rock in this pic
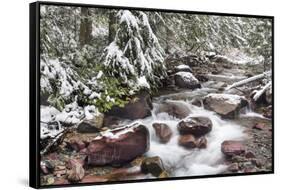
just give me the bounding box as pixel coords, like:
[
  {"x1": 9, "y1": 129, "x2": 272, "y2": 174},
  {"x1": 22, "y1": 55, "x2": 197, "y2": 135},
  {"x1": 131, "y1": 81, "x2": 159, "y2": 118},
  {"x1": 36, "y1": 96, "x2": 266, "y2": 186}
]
[
  {"x1": 197, "y1": 137, "x2": 207, "y2": 148},
  {"x1": 253, "y1": 123, "x2": 266, "y2": 130},
  {"x1": 178, "y1": 117, "x2": 212, "y2": 136},
  {"x1": 152, "y1": 123, "x2": 173, "y2": 143},
  {"x1": 86, "y1": 124, "x2": 150, "y2": 166},
  {"x1": 178, "y1": 134, "x2": 197, "y2": 148},
  {"x1": 221, "y1": 140, "x2": 246, "y2": 156}
]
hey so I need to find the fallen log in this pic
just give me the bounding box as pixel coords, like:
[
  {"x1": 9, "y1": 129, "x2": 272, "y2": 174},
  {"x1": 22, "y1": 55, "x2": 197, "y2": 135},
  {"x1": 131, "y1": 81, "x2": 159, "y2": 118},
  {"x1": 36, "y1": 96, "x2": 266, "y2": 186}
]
[{"x1": 226, "y1": 71, "x2": 271, "y2": 90}]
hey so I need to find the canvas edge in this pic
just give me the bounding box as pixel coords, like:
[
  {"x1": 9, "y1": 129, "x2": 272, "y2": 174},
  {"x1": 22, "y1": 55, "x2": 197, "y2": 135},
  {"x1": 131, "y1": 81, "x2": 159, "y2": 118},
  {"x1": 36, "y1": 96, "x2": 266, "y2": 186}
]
[{"x1": 29, "y1": 1, "x2": 275, "y2": 189}]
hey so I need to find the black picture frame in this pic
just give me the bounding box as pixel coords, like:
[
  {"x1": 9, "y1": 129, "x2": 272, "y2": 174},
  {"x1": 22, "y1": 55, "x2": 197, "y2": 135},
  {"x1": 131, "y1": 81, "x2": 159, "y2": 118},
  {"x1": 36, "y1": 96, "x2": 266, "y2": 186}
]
[{"x1": 30, "y1": 1, "x2": 274, "y2": 189}]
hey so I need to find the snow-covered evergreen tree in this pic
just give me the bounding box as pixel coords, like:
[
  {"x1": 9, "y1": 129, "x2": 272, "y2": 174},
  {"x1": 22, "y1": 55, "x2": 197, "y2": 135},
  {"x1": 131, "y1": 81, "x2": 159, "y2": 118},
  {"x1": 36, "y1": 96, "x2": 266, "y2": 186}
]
[{"x1": 101, "y1": 10, "x2": 167, "y2": 91}]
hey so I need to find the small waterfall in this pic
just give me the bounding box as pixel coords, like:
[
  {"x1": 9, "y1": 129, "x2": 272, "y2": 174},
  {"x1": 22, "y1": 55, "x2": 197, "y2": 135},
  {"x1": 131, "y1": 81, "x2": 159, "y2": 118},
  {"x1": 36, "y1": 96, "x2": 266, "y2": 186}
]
[{"x1": 131, "y1": 98, "x2": 246, "y2": 177}]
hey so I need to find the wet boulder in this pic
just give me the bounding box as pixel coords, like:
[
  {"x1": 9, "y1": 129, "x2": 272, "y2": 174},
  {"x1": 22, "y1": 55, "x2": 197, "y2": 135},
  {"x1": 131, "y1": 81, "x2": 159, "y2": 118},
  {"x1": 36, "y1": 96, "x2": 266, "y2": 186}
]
[
  {"x1": 152, "y1": 123, "x2": 173, "y2": 143},
  {"x1": 177, "y1": 117, "x2": 212, "y2": 136},
  {"x1": 178, "y1": 134, "x2": 197, "y2": 148},
  {"x1": 196, "y1": 136, "x2": 208, "y2": 149},
  {"x1": 174, "y1": 72, "x2": 201, "y2": 89},
  {"x1": 156, "y1": 101, "x2": 191, "y2": 119},
  {"x1": 86, "y1": 124, "x2": 150, "y2": 166},
  {"x1": 221, "y1": 140, "x2": 246, "y2": 157},
  {"x1": 203, "y1": 93, "x2": 248, "y2": 118},
  {"x1": 106, "y1": 91, "x2": 152, "y2": 120},
  {"x1": 141, "y1": 156, "x2": 167, "y2": 177}
]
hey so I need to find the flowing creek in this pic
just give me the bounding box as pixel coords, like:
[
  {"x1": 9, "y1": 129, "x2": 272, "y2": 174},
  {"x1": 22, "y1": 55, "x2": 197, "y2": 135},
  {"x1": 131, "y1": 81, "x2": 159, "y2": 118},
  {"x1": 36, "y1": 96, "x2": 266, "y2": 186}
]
[{"x1": 119, "y1": 87, "x2": 247, "y2": 177}]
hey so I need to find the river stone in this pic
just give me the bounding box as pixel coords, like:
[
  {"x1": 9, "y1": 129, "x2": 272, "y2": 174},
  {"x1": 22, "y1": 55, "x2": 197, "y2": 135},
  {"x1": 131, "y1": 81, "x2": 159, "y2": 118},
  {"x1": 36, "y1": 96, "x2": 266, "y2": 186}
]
[
  {"x1": 157, "y1": 101, "x2": 191, "y2": 119},
  {"x1": 221, "y1": 140, "x2": 246, "y2": 157},
  {"x1": 152, "y1": 123, "x2": 173, "y2": 143},
  {"x1": 86, "y1": 124, "x2": 150, "y2": 166},
  {"x1": 178, "y1": 134, "x2": 197, "y2": 148},
  {"x1": 106, "y1": 91, "x2": 152, "y2": 120},
  {"x1": 177, "y1": 117, "x2": 212, "y2": 136},
  {"x1": 140, "y1": 156, "x2": 166, "y2": 177},
  {"x1": 174, "y1": 71, "x2": 201, "y2": 89},
  {"x1": 196, "y1": 136, "x2": 207, "y2": 149},
  {"x1": 66, "y1": 159, "x2": 85, "y2": 182},
  {"x1": 203, "y1": 93, "x2": 248, "y2": 118}
]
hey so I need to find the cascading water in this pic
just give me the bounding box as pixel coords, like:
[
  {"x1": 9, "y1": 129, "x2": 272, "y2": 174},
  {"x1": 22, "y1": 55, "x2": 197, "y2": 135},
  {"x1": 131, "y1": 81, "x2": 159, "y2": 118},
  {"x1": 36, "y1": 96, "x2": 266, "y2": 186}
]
[{"x1": 126, "y1": 97, "x2": 247, "y2": 177}]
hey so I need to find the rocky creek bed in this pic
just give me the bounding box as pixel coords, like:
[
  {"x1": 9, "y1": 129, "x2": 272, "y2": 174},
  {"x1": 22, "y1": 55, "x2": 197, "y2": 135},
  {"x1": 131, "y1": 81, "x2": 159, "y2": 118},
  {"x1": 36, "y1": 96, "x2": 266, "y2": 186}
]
[{"x1": 40, "y1": 60, "x2": 272, "y2": 186}]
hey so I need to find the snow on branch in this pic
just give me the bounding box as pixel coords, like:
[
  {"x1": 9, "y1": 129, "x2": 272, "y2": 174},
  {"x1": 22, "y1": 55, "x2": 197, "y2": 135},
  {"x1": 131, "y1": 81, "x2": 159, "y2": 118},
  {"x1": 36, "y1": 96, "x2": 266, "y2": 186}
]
[
  {"x1": 226, "y1": 71, "x2": 271, "y2": 90},
  {"x1": 253, "y1": 81, "x2": 272, "y2": 101}
]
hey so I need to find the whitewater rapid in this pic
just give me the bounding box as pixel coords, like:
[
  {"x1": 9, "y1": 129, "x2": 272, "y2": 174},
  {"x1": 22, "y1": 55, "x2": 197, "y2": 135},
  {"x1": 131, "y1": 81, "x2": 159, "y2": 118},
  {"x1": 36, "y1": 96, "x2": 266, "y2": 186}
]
[{"x1": 126, "y1": 98, "x2": 246, "y2": 177}]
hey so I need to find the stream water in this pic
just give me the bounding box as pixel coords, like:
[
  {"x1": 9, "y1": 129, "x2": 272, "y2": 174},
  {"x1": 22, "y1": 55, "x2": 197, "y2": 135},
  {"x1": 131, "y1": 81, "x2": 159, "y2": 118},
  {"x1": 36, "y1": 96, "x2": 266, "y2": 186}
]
[{"x1": 120, "y1": 87, "x2": 247, "y2": 177}]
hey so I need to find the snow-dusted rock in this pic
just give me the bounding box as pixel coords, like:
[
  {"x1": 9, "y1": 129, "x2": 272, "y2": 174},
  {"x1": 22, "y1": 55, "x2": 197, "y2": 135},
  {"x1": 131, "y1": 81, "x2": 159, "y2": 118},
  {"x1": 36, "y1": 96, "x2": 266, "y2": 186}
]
[
  {"x1": 177, "y1": 117, "x2": 212, "y2": 136},
  {"x1": 174, "y1": 72, "x2": 201, "y2": 89},
  {"x1": 77, "y1": 110, "x2": 104, "y2": 133},
  {"x1": 203, "y1": 93, "x2": 248, "y2": 118},
  {"x1": 174, "y1": 64, "x2": 192, "y2": 73},
  {"x1": 86, "y1": 123, "x2": 150, "y2": 166}
]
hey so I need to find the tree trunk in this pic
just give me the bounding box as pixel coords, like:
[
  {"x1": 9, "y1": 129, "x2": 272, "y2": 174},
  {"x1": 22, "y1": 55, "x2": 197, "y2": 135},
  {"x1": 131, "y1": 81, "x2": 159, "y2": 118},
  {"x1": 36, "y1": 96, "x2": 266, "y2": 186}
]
[
  {"x1": 79, "y1": 7, "x2": 92, "y2": 46},
  {"x1": 165, "y1": 26, "x2": 173, "y2": 54},
  {"x1": 108, "y1": 10, "x2": 118, "y2": 44}
]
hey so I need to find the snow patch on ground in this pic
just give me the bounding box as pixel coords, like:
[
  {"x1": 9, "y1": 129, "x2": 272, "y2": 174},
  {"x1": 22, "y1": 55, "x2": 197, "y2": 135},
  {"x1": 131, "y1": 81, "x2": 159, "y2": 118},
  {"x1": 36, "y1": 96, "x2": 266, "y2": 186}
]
[
  {"x1": 95, "y1": 122, "x2": 141, "y2": 140},
  {"x1": 40, "y1": 102, "x2": 100, "y2": 139}
]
